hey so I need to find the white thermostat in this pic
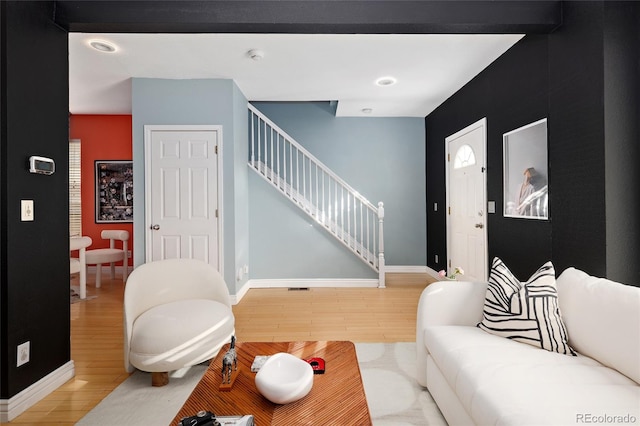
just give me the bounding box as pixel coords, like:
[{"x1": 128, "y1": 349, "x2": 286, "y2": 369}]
[{"x1": 29, "y1": 156, "x2": 55, "y2": 175}]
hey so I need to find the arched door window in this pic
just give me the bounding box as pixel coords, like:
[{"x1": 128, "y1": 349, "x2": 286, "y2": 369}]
[{"x1": 453, "y1": 144, "x2": 476, "y2": 169}]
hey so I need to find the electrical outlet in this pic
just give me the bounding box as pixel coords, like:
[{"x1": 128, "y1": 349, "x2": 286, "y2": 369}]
[
  {"x1": 127, "y1": 250, "x2": 132, "y2": 258},
  {"x1": 17, "y1": 341, "x2": 30, "y2": 367}
]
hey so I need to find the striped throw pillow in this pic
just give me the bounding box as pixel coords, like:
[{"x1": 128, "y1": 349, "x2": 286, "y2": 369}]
[{"x1": 477, "y1": 257, "x2": 576, "y2": 356}]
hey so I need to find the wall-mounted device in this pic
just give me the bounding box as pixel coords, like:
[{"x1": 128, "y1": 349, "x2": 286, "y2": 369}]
[{"x1": 29, "y1": 156, "x2": 55, "y2": 175}]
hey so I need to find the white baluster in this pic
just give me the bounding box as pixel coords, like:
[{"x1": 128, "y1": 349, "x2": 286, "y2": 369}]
[
  {"x1": 372, "y1": 209, "x2": 375, "y2": 261},
  {"x1": 295, "y1": 147, "x2": 299, "y2": 200},
  {"x1": 270, "y1": 127, "x2": 274, "y2": 181},
  {"x1": 347, "y1": 193, "x2": 351, "y2": 246},
  {"x1": 360, "y1": 201, "x2": 363, "y2": 255},
  {"x1": 322, "y1": 171, "x2": 325, "y2": 224},
  {"x1": 276, "y1": 133, "x2": 280, "y2": 187},
  {"x1": 315, "y1": 163, "x2": 319, "y2": 219},
  {"x1": 264, "y1": 120, "x2": 268, "y2": 174},
  {"x1": 288, "y1": 142, "x2": 292, "y2": 193},
  {"x1": 341, "y1": 188, "x2": 345, "y2": 241},
  {"x1": 353, "y1": 196, "x2": 357, "y2": 248},
  {"x1": 378, "y1": 202, "x2": 385, "y2": 288},
  {"x1": 366, "y1": 208, "x2": 370, "y2": 262},
  {"x1": 257, "y1": 116, "x2": 262, "y2": 172},
  {"x1": 250, "y1": 112, "x2": 255, "y2": 165},
  {"x1": 303, "y1": 154, "x2": 306, "y2": 208}
]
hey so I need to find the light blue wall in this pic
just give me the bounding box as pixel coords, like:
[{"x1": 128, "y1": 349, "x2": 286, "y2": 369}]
[
  {"x1": 250, "y1": 171, "x2": 378, "y2": 278},
  {"x1": 131, "y1": 84, "x2": 425, "y2": 286},
  {"x1": 231, "y1": 83, "x2": 250, "y2": 292},
  {"x1": 250, "y1": 102, "x2": 426, "y2": 278},
  {"x1": 131, "y1": 78, "x2": 249, "y2": 291}
]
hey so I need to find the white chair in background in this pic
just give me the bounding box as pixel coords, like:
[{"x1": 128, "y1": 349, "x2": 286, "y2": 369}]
[
  {"x1": 124, "y1": 258, "x2": 235, "y2": 386},
  {"x1": 70, "y1": 236, "x2": 92, "y2": 299},
  {"x1": 85, "y1": 230, "x2": 129, "y2": 288}
]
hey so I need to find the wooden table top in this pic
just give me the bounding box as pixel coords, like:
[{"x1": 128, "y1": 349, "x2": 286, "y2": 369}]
[{"x1": 171, "y1": 341, "x2": 371, "y2": 426}]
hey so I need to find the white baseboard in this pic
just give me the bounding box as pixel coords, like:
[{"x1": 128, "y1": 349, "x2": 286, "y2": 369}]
[
  {"x1": 250, "y1": 278, "x2": 379, "y2": 289},
  {"x1": 230, "y1": 280, "x2": 252, "y2": 305},
  {"x1": 0, "y1": 361, "x2": 75, "y2": 422},
  {"x1": 385, "y1": 265, "x2": 429, "y2": 273},
  {"x1": 230, "y1": 278, "x2": 379, "y2": 304},
  {"x1": 228, "y1": 268, "x2": 441, "y2": 304}
]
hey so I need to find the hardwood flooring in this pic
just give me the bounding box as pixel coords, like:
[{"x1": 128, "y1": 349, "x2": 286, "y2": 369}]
[{"x1": 5, "y1": 272, "x2": 435, "y2": 425}]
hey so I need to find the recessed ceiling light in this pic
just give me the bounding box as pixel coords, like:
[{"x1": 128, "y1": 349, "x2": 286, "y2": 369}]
[
  {"x1": 362, "y1": 108, "x2": 373, "y2": 114},
  {"x1": 88, "y1": 40, "x2": 117, "y2": 53},
  {"x1": 375, "y1": 76, "x2": 397, "y2": 87}
]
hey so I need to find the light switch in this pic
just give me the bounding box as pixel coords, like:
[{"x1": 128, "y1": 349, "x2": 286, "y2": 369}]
[
  {"x1": 488, "y1": 201, "x2": 496, "y2": 214},
  {"x1": 21, "y1": 200, "x2": 34, "y2": 221}
]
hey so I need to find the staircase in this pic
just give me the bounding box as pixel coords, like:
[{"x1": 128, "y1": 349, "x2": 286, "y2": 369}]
[{"x1": 248, "y1": 104, "x2": 385, "y2": 287}]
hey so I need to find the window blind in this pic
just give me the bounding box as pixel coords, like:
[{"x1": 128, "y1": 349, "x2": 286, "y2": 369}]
[{"x1": 69, "y1": 139, "x2": 82, "y2": 236}]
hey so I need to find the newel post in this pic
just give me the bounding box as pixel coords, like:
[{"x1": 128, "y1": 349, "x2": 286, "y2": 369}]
[{"x1": 377, "y1": 201, "x2": 385, "y2": 288}]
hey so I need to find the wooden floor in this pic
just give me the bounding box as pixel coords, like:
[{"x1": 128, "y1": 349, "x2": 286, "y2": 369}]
[{"x1": 5, "y1": 272, "x2": 435, "y2": 425}]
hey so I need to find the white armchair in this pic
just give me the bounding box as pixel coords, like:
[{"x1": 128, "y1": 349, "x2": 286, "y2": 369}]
[
  {"x1": 85, "y1": 230, "x2": 129, "y2": 288},
  {"x1": 70, "y1": 236, "x2": 92, "y2": 299},
  {"x1": 124, "y1": 258, "x2": 235, "y2": 386}
]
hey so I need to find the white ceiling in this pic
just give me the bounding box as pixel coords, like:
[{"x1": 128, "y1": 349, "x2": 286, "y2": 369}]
[{"x1": 69, "y1": 33, "x2": 523, "y2": 117}]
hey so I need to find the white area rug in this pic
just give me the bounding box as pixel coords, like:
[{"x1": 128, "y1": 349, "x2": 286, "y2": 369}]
[{"x1": 77, "y1": 342, "x2": 446, "y2": 425}]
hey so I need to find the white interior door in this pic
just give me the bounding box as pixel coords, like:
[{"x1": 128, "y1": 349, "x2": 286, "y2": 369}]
[
  {"x1": 446, "y1": 118, "x2": 487, "y2": 281},
  {"x1": 144, "y1": 126, "x2": 222, "y2": 270}
]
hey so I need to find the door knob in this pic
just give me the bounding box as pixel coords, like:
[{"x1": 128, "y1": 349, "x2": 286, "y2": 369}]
[
  {"x1": 475, "y1": 223, "x2": 484, "y2": 229},
  {"x1": 151, "y1": 224, "x2": 160, "y2": 230}
]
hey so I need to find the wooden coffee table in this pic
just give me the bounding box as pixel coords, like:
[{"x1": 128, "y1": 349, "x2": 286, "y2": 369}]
[{"x1": 171, "y1": 341, "x2": 371, "y2": 425}]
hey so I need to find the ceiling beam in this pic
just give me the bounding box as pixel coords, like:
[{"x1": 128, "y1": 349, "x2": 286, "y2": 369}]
[{"x1": 54, "y1": 1, "x2": 561, "y2": 34}]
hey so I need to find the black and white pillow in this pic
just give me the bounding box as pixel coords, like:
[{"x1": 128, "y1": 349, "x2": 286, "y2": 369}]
[{"x1": 477, "y1": 257, "x2": 576, "y2": 356}]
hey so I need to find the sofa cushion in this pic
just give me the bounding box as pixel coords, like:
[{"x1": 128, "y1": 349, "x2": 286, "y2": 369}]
[
  {"x1": 557, "y1": 268, "x2": 640, "y2": 384},
  {"x1": 477, "y1": 258, "x2": 575, "y2": 355},
  {"x1": 424, "y1": 326, "x2": 640, "y2": 425}
]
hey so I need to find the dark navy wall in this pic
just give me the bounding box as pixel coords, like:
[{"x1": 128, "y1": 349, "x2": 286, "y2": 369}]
[
  {"x1": 426, "y1": 34, "x2": 551, "y2": 280},
  {"x1": 547, "y1": 1, "x2": 607, "y2": 280},
  {"x1": 602, "y1": 2, "x2": 640, "y2": 283},
  {"x1": 426, "y1": 2, "x2": 640, "y2": 284},
  {"x1": 1, "y1": 1, "x2": 70, "y2": 398}
]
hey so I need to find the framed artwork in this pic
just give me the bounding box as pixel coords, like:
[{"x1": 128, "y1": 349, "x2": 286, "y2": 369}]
[
  {"x1": 503, "y1": 119, "x2": 549, "y2": 219},
  {"x1": 95, "y1": 160, "x2": 133, "y2": 223}
]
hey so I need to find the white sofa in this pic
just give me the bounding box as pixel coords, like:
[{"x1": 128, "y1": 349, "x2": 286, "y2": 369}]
[{"x1": 417, "y1": 267, "x2": 640, "y2": 425}]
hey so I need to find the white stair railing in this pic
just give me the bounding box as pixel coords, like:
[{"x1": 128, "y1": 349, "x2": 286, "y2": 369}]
[{"x1": 248, "y1": 104, "x2": 385, "y2": 287}]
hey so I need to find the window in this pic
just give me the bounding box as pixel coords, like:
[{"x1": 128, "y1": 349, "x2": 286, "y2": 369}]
[
  {"x1": 453, "y1": 144, "x2": 476, "y2": 169},
  {"x1": 69, "y1": 139, "x2": 82, "y2": 236}
]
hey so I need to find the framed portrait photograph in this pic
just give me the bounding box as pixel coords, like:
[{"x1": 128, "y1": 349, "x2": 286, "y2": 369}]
[
  {"x1": 95, "y1": 160, "x2": 133, "y2": 223},
  {"x1": 503, "y1": 119, "x2": 549, "y2": 220}
]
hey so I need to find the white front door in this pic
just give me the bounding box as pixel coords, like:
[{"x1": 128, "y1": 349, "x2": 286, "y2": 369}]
[
  {"x1": 144, "y1": 126, "x2": 222, "y2": 270},
  {"x1": 446, "y1": 118, "x2": 487, "y2": 281}
]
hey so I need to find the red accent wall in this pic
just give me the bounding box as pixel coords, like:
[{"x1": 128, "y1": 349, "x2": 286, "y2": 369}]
[{"x1": 69, "y1": 115, "x2": 133, "y2": 265}]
